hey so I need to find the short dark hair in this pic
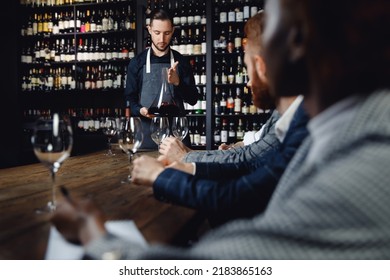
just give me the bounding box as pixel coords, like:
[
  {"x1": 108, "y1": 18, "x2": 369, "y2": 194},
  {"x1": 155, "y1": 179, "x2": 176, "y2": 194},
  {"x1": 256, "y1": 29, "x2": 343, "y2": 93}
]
[{"x1": 149, "y1": 9, "x2": 174, "y2": 27}]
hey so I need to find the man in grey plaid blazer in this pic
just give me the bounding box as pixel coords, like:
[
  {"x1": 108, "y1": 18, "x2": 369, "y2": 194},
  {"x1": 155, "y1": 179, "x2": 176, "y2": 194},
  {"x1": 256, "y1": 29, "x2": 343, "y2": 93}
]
[{"x1": 53, "y1": 0, "x2": 390, "y2": 259}]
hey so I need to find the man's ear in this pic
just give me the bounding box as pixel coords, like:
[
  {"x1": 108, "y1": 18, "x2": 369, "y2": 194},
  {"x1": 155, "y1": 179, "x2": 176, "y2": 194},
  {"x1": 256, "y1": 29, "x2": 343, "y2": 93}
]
[
  {"x1": 255, "y1": 55, "x2": 267, "y2": 78},
  {"x1": 147, "y1": 25, "x2": 152, "y2": 35},
  {"x1": 287, "y1": 25, "x2": 306, "y2": 62}
]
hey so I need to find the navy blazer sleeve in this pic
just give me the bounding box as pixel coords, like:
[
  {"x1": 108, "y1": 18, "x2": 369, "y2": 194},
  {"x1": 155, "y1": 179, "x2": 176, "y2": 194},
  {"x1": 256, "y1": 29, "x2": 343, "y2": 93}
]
[{"x1": 153, "y1": 104, "x2": 309, "y2": 222}]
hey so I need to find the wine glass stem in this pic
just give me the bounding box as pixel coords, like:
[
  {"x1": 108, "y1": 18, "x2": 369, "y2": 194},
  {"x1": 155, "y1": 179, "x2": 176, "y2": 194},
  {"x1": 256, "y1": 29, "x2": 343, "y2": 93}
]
[
  {"x1": 128, "y1": 152, "x2": 135, "y2": 175},
  {"x1": 107, "y1": 138, "x2": 112, "y2": 154},
  {"x1": 50, "y1": 169, "x2": 56, "y2": 208}
]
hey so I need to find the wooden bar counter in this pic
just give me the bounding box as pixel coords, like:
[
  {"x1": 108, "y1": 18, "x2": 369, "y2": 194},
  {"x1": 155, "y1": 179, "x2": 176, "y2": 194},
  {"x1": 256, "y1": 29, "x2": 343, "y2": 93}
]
[{"x1": 0, "y1": 148, "x2": 200, "y2": 259}]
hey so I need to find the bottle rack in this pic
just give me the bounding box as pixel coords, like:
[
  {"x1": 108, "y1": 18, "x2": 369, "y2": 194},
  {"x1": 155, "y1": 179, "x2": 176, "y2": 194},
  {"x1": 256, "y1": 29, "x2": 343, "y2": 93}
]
[
  {"x1": 210, "y1": 0, "x2": 269, "y2": 148},
  {"x1": 18, "y1": 0, "x2": 270, "y2": 156},
  {"x1": 18, "y1": 0, "x2": 137, "y2": 161},
  {"x1": 19, "y1": 0, "x2": 136, "y2": 117}
]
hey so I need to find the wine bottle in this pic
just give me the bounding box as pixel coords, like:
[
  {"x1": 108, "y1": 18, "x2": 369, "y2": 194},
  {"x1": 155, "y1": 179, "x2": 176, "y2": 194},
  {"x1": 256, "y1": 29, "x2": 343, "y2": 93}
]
[
  {"x1": 220, "y1": 118, "x2": 228, "y2": 143},
  {"x1": 213, "y1": 117, "x2": 221, "y2": 146},
  {"x1": 214, "y1": 87, "x2": 221, "y2": 115},
  {"x1": 228, "y1": 120, "x2": 236, "y2": 144},
  {"x1": 200, "y1": 121, "x2": 206, "y2": 146},
  {"x1": 227, "y1": 25, "x2": 235, "y2": 53},
  {"x1": 193, "y1": 28, "x2": 202, "y2": 55},
  {"x1": 235, "y1": 56, "x2": 244, "y2": 84},
  {"x1": 220, "y1": 89, "x2": 227, "y2": 115},
  {"x1": 180, "y1": 1, "x2": 187, "y2": 26},
  {"x1": 187, "y1": 0, "x2": 194, "y2": 26},
  {"x1": 173, "y1": 0, "x2": 180, "y2": 25},
  {"x1": 227, "y1": 88, "x2": 234, "y2": 115},
  {"x1": 201, "y1": 25, "x2": 207, "y2": 54},
  {"x1": 228, "y1": 7, "x2": 235, "y2": 23},
  {"x1": 193, "y1": 118, "x2": 201, "y2": 145},
  {"x1": 200, "y1": 56, "x2": 206, "y2": 85},
  {"x1": 236, "y1": 118, "x2": 244, "y2": 141},
  {"x1": 186, "y1": 28, "x2": 194, "y2": 55},
  {"x1": 179, "y1": 29, "x2": 187, "y2": 55},
  {"x1": 194, "y1": 87, "x2": 203, "y2": 114}
]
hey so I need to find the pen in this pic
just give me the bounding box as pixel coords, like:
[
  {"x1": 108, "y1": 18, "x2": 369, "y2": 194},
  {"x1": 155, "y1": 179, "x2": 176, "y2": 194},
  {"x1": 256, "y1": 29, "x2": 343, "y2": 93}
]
[{"x1": 59, "y1": 185, "x2": 74, "y2": 205}]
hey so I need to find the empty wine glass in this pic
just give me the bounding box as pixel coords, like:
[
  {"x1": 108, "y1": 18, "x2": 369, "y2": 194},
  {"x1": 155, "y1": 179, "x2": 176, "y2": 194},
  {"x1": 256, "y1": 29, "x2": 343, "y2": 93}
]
[
  {"x1": 172, "y1": 116, "x2": 189, "y2": 141},
  {"x1": 118, "y1": 117, "x2": 143, "y2": 183},
  {"x1": 102, "y1": 117, "x2": 117, "y2": 156},
  {"x1": 31, "y1": 113, "x2": 73, "y2": 213},
  {"x1": 150, "y1": 116, "x2": 170, "y2": 151}
]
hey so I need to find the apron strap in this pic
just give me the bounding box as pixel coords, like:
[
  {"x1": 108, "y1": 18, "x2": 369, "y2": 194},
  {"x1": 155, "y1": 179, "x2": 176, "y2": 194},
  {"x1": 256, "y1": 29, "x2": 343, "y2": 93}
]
[{"x1": 146, "y1": 48, "x2": 175, "y2": 74}]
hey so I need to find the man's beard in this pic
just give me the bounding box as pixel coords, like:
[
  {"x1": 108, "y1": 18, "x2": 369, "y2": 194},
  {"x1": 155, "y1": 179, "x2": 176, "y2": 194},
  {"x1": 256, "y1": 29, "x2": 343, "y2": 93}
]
[
  {"x1": 252, "y1": 85, "x2": 275, "y2": 110},
  {"x1": 152, "y1": 41, "x2": 170, "y2": 52}
]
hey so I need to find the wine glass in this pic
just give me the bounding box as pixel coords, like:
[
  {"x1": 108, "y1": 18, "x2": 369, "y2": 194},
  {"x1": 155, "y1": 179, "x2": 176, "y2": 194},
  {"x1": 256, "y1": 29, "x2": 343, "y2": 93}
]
[
  {"x1": 118, "y1": 117, "x2": 143, "y2": 183},
  {"x1": 31, "y1": 113, "x2": 73, "y2": 213},
  {"x1": 172, "y1": 116, "x2": 189, "y2": 141},
  {"x1": 102, "y1": 117, "x2": 117, "y2": 156},
  {"x1": 150, "y1": 116, "x2": 170, "y2": 151}
]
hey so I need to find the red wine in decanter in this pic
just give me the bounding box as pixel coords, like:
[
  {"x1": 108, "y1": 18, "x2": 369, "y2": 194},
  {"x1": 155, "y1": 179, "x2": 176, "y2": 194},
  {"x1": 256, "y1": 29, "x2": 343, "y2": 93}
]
[{"x1": 148, "y1": 102, "x2": 180, "y2": 116}]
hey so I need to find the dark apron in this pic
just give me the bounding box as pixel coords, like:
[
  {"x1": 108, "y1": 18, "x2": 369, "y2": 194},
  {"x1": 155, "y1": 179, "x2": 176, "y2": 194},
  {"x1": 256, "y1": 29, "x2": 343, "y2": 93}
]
[{"x1": 139, "y1": 48, "x2": 175, "y2": 149}]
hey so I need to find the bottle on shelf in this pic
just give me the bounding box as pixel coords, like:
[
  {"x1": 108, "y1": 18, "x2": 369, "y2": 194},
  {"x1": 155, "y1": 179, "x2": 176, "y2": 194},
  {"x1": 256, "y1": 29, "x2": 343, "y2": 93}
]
[
  {"x1": 228, "y1": 120, "x2": 236, "y2": 144},
  {"x1": 220, "y1": 118, "x2": 228, "y2": 144},
  {"x1": 235, "y1": 56, "x2": 244, "y2": 84},
  {"x1": 219, "y1": 89, "x2": 227, "y2": 115},
  {"x1": 219, "y1": 5, "x2": 227, "y2": 24},
  {"x1": 227, "y1": 88, "x2": 235, "y2": 115},
  {"x1": 227, "y1": 25, "x2": 235, "y2": 54},
  {"x1": 213, "y1": 117, "x2": 221, "y2": 146},
  {"x1": 193, "y1": 117, "x2": 201, "y2": 145},
  {"x1": 200, "y1": 56, "x2": 207, "y2": 85},
  {"x1": 200, "y1": 121, "x2": 206, "y2": 146},
  {"x1": 234, "y1": 87, "x2": 242, "y2": 114},
  {"x1": 187, "y1": 0, "x2": 194, "y2": 26},
  {"x1": 180, "y1": 1, "x2": 187, "y2": 26},
  {"x1": 201, "y1": 87, "x2": 207, "y2": 114},
  {"x1": 214, "y1": 87, "x2": 221, "y2": 115},
  {"x1": 194, "y1": 87, "x2": 203, "y2": 114},
  {"x1": 228, "y1": 7, "x2": 235, "y2": 23},
  {"x1": 172, "y1": 0, "x2": 180, "y2": 26},
  {"x1": 236, "y1": 118, "x2": 244, "y2": 141},
  {"x1": 220, "y1": 57, "x2": 228, "y2": 84}
]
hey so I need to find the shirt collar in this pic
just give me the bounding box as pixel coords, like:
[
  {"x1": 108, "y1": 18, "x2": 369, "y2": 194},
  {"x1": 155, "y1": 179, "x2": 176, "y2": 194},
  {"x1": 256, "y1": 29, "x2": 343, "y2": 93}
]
[{"x1": 275, "y1": 95, "x2": 304, "y2": 142}]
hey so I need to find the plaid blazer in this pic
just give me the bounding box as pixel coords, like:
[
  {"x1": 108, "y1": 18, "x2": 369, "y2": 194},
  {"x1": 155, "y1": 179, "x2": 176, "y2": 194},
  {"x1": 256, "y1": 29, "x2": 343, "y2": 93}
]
[{"x1": 183, "y1": 110, "x2": 280, "y2": 164}]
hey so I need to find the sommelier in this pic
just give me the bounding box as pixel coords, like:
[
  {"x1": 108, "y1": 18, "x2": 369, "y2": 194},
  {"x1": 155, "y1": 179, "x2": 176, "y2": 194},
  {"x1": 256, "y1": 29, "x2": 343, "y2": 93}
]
[{"x1": 124, "y1": 9, "x2": 199, "y2": 149}]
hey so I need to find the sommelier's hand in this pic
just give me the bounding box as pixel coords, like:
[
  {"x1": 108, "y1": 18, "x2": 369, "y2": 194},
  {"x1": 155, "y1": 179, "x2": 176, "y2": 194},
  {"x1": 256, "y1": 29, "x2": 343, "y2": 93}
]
[
  {"x1": 140, "y1": 107, "x2": 155, "y2": 119},
  {"x1": 168, "y1": 61, "x2": 180, "y2": 86},
  {"x1": 131, "y1": 155, "x2": 165, "y2": 186},
  {"x1": 51, "y1": 197, "x2": 107, "y2": 246}
]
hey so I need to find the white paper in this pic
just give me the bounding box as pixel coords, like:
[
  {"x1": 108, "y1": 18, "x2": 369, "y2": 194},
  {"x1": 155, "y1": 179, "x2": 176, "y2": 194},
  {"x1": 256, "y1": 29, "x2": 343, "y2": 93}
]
[{"x1": 45, "y1": 220, "x2": 148, "y2": 260}]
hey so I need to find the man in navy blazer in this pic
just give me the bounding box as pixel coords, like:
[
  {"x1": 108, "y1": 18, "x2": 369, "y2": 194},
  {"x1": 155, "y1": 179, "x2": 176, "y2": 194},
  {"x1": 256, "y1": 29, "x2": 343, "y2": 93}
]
[{"x1": 151, "y1": 102, "x2": 308, "y2": 225}]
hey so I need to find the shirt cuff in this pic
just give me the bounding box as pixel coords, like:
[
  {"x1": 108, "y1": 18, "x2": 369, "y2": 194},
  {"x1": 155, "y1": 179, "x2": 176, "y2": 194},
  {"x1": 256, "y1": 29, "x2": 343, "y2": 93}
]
[{"x1": 191, "y1": 162, "x2": 196, "y2": 175}]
